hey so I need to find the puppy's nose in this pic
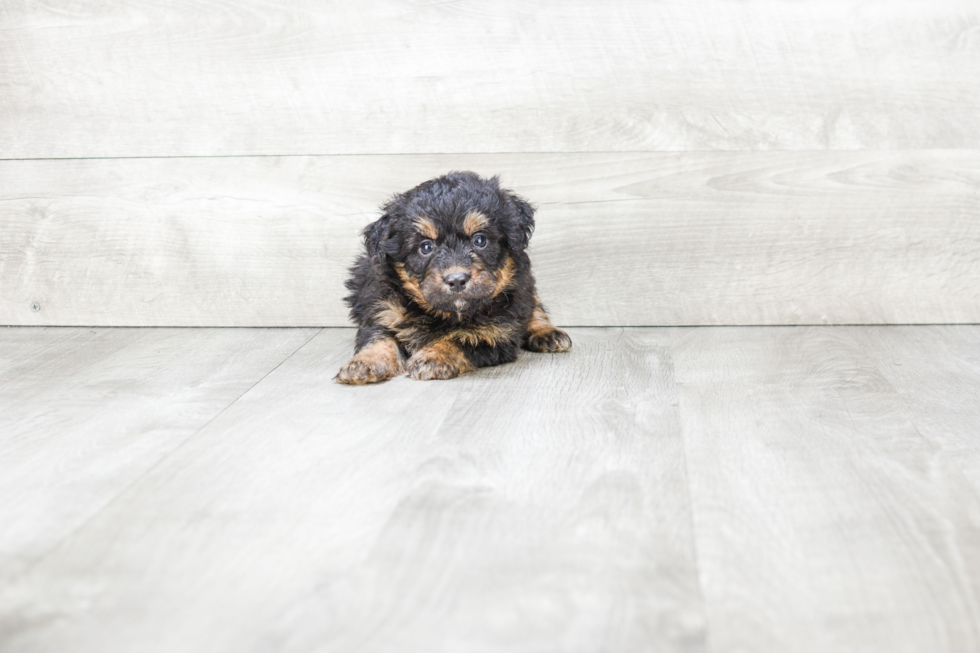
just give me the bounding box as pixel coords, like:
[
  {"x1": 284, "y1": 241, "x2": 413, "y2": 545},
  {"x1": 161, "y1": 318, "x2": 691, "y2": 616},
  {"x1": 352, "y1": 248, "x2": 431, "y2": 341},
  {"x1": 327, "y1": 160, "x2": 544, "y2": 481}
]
[{"x1": 444, "y1": 270, "x2": 471, "y2": 292}]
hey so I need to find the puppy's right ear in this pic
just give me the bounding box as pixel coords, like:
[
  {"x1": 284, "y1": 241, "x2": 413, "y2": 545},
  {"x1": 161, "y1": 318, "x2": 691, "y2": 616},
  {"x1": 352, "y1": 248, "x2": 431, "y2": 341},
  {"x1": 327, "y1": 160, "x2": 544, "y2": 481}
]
[{"x1": 363, "y1": 213, "x2": 395, "y2": 263}]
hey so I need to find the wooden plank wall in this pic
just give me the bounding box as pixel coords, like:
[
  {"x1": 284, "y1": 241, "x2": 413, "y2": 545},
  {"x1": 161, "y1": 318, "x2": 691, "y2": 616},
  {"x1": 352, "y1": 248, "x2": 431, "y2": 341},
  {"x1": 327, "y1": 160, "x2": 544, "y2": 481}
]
[{"x1": 2, "y1": 1, "x2": 978, "y2": 326}]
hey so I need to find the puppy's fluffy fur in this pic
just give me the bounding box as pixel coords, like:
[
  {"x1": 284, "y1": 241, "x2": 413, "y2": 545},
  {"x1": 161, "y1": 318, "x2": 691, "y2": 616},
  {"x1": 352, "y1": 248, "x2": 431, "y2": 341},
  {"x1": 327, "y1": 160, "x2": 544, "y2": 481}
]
[{"x1": 336, "y1": 171, "x2": 571, "y2": 384}]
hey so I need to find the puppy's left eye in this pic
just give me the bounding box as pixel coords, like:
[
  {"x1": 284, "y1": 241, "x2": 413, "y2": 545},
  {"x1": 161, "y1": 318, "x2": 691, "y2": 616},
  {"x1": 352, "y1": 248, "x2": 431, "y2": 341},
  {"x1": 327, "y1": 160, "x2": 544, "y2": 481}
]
[{"x1": 472, "y1": 233, "x2": 488, "y2": 248}]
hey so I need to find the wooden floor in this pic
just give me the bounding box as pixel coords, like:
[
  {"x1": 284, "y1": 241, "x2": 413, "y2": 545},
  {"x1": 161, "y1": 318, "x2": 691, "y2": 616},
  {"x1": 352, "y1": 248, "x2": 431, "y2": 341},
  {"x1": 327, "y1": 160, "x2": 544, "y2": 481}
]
[{"x1": 1, "y1": 325, "x2": 978, "y2": 653}]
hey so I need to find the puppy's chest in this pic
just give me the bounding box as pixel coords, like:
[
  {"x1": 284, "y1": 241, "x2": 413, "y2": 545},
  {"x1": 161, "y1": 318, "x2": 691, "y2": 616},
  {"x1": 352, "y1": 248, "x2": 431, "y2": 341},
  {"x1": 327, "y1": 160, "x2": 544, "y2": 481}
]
[{"x1": 374, "y1": 298, "x2": 521, "y2": 352}]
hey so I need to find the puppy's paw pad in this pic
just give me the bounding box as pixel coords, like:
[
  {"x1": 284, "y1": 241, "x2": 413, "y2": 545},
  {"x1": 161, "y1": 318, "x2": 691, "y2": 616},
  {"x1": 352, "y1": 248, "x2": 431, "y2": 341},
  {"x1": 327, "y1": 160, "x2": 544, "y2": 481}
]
[
  {"x1": 406, "y1": 352, "x2": 462, "y2": 381},
  {"x1": 526, "y1": 328, "x2": 572, "y2": 353},
  {"x1": 334, "y1": 358, "x2": 403, "y2": 385}
]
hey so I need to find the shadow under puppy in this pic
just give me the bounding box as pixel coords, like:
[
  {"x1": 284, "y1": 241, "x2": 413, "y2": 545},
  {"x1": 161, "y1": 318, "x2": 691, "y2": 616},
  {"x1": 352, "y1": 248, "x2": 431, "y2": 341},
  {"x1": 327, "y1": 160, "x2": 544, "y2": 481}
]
[{"x1": 336, "y1": 171, "x2": 571, "y2": 384}]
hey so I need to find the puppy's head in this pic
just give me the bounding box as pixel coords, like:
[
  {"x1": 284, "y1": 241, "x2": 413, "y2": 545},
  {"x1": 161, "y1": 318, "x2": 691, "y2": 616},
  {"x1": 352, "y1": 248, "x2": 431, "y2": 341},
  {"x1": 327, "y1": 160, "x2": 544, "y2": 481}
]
[{"x1": 365, "y1": 171, "x2": 534, "y2": 318}]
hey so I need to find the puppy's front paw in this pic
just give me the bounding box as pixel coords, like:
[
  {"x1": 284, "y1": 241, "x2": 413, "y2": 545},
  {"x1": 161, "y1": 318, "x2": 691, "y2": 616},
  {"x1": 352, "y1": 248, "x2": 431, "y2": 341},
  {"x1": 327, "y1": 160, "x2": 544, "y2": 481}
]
[
  {"x1": 406, "y1": 341, "x2": 475, "y2": 381},
  {"x1": 525, "y1": 328, "x2": 572, "y2": 353},
  {"x1": 334, "y1": 339, "x2": 404, "y2": 385}
]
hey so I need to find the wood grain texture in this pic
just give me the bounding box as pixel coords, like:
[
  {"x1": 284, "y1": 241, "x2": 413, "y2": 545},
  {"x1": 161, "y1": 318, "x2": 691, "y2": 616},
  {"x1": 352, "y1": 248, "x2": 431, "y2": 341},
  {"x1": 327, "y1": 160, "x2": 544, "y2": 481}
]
[
  {"x1": 0, "y1": 326, "x2": 318, "y2": 586},
  {"x1": 671, "y1": 327, "x2": 980, "y2": 653},
  {"x1": 2, "y1": 1, "x2": 979, "y2": 157},
  {"x1": 2, "y1": 325, "x2": 979, "y2": 651},
  {"x1": 854, "y1": 326, "x2": 980, "y2": 622},
  {"x1": 2, "y1": 151, "x2": 978, "y2": 327},
  {"x1": 0, "y1": 327, "x2": 706, "y2": 653}
]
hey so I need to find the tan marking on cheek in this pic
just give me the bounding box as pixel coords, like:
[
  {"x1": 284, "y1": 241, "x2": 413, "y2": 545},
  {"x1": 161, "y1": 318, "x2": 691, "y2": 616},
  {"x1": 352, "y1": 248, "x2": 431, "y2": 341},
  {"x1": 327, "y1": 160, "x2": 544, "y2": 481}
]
[
  {"x1": 394, "y1": 263, "x2": 453, "y2": 320},
  {"x1": 463, "y1": 211, "x2": 489, "y2": 237},
  {"x1": 414, "y1": 216, "x2": 439, "y2": 240},
  {"x1": 491, "y1": 254, "x2": 517, "y2": 298},
  {"x1": 394, "y1": 263, "x2": 430, "y2": 307},
  {"x1": 468, "y1": 258, "x2": 492, "y2": 285}
]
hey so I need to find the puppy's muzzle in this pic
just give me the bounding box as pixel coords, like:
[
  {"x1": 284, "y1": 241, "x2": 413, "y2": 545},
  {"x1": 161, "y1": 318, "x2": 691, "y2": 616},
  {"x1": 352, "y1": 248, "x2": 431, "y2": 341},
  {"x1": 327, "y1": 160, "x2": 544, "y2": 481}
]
[{"x1": 443, "y1": 268, "x2": 471, "y2": 292}]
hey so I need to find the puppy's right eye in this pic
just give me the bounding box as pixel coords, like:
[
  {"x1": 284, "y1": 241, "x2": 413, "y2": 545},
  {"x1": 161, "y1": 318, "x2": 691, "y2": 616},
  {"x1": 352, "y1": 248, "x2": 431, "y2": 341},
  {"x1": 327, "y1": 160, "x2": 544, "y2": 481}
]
[{"x1": 419, "y1": 240, "x2": 434, "y2": 256}]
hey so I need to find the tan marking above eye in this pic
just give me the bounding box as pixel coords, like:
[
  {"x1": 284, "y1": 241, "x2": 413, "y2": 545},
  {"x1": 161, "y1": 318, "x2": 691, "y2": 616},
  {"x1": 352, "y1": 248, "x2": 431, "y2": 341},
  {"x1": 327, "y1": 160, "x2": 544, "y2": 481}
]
[
  {"x1": 413, "y1": 216, "x2": 439, "y2": 240},
  {"x1": 463, "y1": 211, "x2": 489, "y2": 237}
]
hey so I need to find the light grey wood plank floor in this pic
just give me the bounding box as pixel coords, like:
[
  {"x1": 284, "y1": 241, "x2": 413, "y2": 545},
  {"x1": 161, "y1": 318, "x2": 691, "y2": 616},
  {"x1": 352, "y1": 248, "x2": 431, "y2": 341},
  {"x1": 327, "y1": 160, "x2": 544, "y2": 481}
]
[
  {"x1": 670, "y1": 327, "x2": 980, "y2": 653},
  {"x1": 1, "y1": 326, "x2": 978, "y2": 653},
  {"x1": 0, "y1": 327, "x2": 318, "y2": 586}
]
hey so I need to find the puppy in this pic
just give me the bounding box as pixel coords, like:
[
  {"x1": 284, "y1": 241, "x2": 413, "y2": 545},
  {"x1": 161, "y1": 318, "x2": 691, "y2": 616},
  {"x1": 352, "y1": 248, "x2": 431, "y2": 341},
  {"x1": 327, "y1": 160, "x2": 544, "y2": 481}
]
[{"x1": 336, "y1": 171, "x2": 571, "y2": 384}]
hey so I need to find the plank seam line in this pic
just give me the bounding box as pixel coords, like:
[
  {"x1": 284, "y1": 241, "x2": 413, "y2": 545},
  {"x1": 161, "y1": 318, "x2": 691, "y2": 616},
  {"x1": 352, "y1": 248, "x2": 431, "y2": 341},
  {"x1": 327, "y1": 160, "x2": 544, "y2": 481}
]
[
  {"x1": 552, "y1": 323, "x2": 980, "y2": 328},
  {"x1": 1, "y1": 148, "x2": 975, "y2": 162},
  {"x1": 3, "y1": 327, "x2": 324, "y2": 586},
  {"x1": 669, "y1": 343, "x2": 714, "y2": 653},
  {"x1": 5, "y1": 324, "x2": 979, "y2": 329}
]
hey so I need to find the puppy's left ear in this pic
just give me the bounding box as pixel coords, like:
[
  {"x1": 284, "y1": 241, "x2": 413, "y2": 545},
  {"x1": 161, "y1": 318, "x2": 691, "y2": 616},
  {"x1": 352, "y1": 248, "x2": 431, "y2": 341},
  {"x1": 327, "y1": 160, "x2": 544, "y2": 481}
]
[{"x1": 504, "y1": 192, "x2": 536, "y2": 252}]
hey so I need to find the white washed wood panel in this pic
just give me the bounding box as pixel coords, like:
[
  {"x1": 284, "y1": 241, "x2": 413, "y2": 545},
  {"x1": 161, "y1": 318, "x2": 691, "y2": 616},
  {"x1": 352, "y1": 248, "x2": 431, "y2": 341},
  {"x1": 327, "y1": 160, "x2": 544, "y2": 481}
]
[
  {"x1": 1, "y1": 152, "x2": 978, "y2": 326},
  {"x1": 672, "y1": 326, "x2": 980, "y2": 653},
  {"x1": 1, "y1": 1, "x2": 979, "y2": 157},
  {"x1": 0, "y1": 328, "x2": 706, "y2": 653}
]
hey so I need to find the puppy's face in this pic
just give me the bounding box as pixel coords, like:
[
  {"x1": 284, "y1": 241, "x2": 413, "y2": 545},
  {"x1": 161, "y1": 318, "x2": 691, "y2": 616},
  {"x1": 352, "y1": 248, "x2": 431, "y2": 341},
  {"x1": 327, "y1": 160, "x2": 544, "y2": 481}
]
[{"x1": 366, "y1": 172, "x2": 534, "y2": 318}]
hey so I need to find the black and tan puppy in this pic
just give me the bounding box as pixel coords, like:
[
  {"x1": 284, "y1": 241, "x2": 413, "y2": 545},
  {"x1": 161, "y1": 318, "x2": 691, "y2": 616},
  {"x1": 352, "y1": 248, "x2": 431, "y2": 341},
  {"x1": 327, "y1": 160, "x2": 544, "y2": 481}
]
[{"x1": 336, "y1": 171, "x2": 571, "y2": 384}]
